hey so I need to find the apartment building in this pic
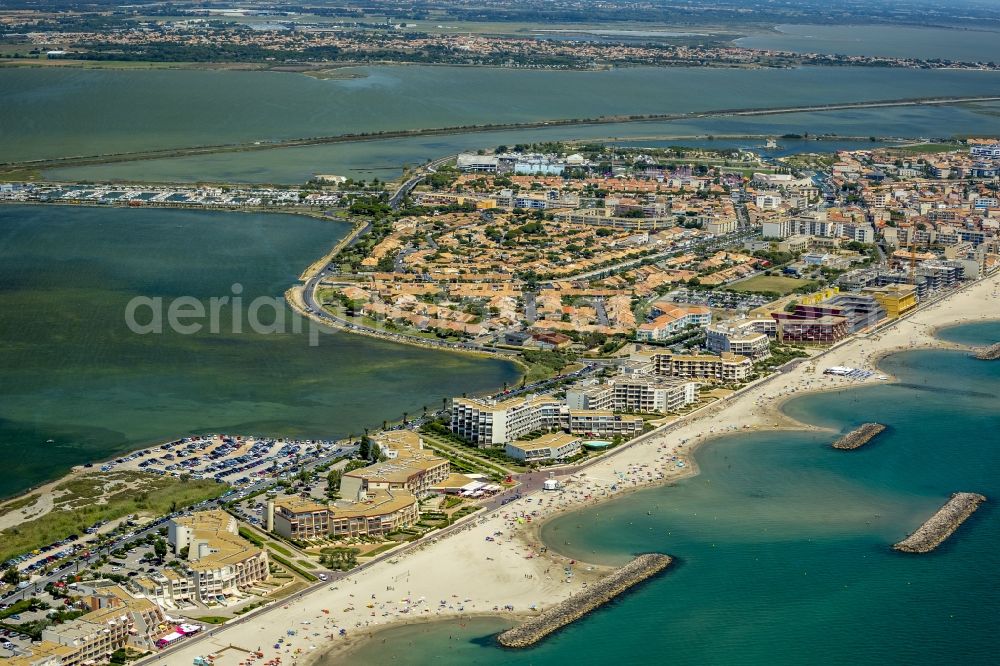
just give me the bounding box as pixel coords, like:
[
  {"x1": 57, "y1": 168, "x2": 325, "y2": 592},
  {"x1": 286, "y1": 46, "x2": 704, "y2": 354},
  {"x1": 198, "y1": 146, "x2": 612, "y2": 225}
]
[
  {"x1": 805, "y1": 294, "x2": 886, "y2": 333},
  {"x1": 340, "y1": 453, "x2": 449, "y2": 499},
  {"x1": 612, "y1": 376, "x2": 697, "y2": 413},
  {"x1": 553, "y1": 207, "x2": 673, "y2": 231},
  {"x1": 135, "y1": 510, "x2": 269, "y2": 606},
  {"x1": 20, "y1": 585, "x2": 168, "y2": 666},
  {"x1": 863, "y1": 284, "x2": 918, "y2": 318},
  {"x1": 270, "y1": 490, "x2": 418, "y2": 541},
  {"x1": 771, "y1": 312, "x2": 850, "y2": 345},
  {"x1": 450, "y1": 395, "x2": 561, "y2": 447},
  {"x1": 705, "y1": 318, "x2": 774, "y2": 360},
  {"x1": 636, "y1": 303, "x2": 711, "y2": 342},
  {"x1": 566, "y1": 410, "x2": 645, "y2": 438},
  {"x1": 565, "y1": 383, "x2": 614, "y2": 411},
  {"x1": 644, "y1": 351, "x2": 753, "y2": 382},
  {"x1": 567, "y1": 376, "x2": 696, "y2": 414},
  {"x1": 270, "y1": 496, "x2": 330, "y2": 540},
  {"x1": 505, "y1": 432, "x2": 582, "y2": 462}
]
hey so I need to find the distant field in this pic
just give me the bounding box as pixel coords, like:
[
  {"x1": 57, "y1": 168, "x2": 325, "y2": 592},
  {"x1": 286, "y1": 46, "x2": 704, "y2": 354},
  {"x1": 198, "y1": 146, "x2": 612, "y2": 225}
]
[
  {"x1": 889, "y1": 142, "x2": 964, "y2": 154},
  {"x1": 729, "y1": 275, "x2": 816, "y2": 295}
]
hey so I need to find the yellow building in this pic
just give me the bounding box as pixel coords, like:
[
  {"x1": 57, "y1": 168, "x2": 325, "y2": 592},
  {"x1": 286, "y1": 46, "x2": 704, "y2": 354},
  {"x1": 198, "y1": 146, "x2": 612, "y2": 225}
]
[
  {"x1": 340, "y1": 432, "x2": 450, "y2": 499},
  {"x1": 506, "y1": 432, "x2": 582, "y2": 462},
  {"x1": 16, "y1": 585, "x2": 169, "y2": 666},
  {"x1": 135, "y1": 510, "x2": 269, "y2": 606},
  {"x1": 864, "y1": 284, "x2": 917, "y2": 318},
  {"x1": 271, "y1": 489, "x2": 418, "y2": 541}
]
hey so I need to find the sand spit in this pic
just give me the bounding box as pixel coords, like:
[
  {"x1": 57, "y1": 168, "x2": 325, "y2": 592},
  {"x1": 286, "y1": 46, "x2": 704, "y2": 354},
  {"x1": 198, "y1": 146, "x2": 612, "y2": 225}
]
[
  {"x1": 831, "y1": 423, "x2": 887, "y2": 450},
  {"x1": 496, "y1": 554, "x2": 672, "y2": 648},
  {"x1": 893, "y1": 492, "x2": 987, "y2": 553}
]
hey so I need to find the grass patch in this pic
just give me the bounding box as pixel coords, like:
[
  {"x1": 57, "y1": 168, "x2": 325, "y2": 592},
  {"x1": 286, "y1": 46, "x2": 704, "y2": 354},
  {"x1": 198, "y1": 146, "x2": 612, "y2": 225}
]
[
  {"x1": 0, "y1": 167, "x2": 42, "y2": 182},
  {"x1": 728, "y1": 275, "x2": 817, "y2": 296},
  {"x1": 269, "y1": 553, "x2": 317, "y2": 582},
  {"x1": 265, "y1": 541, "x2": 292, "y2": 557},
  {"x1": 233, "y1": 600, "x2": 269, "y2": 615},
  {"x1": 296, "y1": 559, "x2": 317, "y2": 569},
  {"x1": 360, "y1": 542, "x2": 398, "y2": 558},
  {"x1": 192, "y1": 616, "x2": 228, "y2": 625},
  {"x1": 889, "y1": 142, "x2": 963, "y2": 155},
  {"x1": 0, "y1": 473, "x2": 227, "y2": 563},
  {"x1": 238, "y1": 526, "x2": 264, "y2": 547},
  {"x1": 0, "y1": 493, "x2": 40, "y2": 518}
]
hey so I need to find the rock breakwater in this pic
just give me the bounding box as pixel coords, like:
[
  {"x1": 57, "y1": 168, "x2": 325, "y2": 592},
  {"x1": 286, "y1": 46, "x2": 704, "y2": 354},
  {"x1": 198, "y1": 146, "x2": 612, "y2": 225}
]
[
  {"x1": 831, "y1": 423, "x2": 886, "y2": 450},
  {"x1": 893, "y1": 492, "x2": 987, "y2": 553},
  {"x1": 974, "y1": 342, "x2": 1000, "y2": 360},
  {"x1": 497, "y1": 553, "x2": 673, "y2": 648}
]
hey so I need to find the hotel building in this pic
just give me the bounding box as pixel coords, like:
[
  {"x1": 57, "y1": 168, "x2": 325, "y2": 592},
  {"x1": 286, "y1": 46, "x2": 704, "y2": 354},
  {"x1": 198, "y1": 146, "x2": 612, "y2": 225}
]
[
  {"x1": 342, "y1": 431, "x2": 449, "y2": 499},
  {"x1": 271, "y1": 489, "x2": 418, "y2": 541},
  {"x1": 10, "y1": 585, "x2": 168, "y2": 666},
  {"x1": 636, "y1": 303, "x2": 712, "y2": 342},
  {"x1": 134, "y1": 510, "x2": 269, "y2": 606},
  {"x1": 505, "y1": 432, "x2": 583, "y2": 462},
  {"x1": 642, "y1": 351, "x2": 753, "y2": 382},
  {"x1": 862, "y1": 284, "x2": 918, "y2": 318},
  {"x1": 705, "y1": 318, "x2": 775, "y2": 360},
  {"x1": 450, "y1": 395, "x2": 561, "y2": 447},
  {"x1": 566, "y1": 376, "x2": 697, "y2": 414}
]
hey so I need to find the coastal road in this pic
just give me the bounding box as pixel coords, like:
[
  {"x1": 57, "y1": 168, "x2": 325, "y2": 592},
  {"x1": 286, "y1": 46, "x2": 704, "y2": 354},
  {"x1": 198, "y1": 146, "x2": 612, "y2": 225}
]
[{"x1": 388, "y1": 154, "x2": 455, "y2": 209}]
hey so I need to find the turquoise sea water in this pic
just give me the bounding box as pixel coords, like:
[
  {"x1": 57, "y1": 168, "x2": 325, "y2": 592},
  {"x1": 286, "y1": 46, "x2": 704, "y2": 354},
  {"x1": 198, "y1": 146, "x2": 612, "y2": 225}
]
[
  {"x1": 0, "y1": 205, "x2": 518, "y2": 499},
  {"x1": 337, "y1": 326, "x2": 1000, "y2": 665}
]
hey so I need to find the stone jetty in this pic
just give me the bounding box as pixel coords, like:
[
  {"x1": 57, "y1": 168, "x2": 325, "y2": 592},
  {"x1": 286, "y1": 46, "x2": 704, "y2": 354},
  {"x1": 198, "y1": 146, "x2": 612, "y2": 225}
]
[
  {"x1": 497, "y1": 553, "x2": 672, "y2": 648},
  {"x1": 831, "y1": 423, "x2": 886, "y2": 450},
  {"x1": 893, "y1": 492, "x2": 987, "y2": 553},
  {"x1": 973, "y1": 342, "x2": 1000, "y2": 360}
]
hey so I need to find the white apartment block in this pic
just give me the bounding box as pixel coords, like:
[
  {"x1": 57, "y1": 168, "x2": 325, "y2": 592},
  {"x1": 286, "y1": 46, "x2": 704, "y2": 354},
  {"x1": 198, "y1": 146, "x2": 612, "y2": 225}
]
[
  {"x1": 567, "y1": 377, "x2": 697, "y2": 414},
  {"x1": 705, "y1": 318, "x2": 774, "y2": 360},
  {"x1": 450, "y1": 395, "x2": 561, "y2": 447}
]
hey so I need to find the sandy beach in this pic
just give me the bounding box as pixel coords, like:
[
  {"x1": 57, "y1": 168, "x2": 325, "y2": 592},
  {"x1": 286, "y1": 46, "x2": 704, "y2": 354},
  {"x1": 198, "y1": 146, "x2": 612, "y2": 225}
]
[{"x1": 146, "y1": 272, "x2": 1000, "y2": 666}]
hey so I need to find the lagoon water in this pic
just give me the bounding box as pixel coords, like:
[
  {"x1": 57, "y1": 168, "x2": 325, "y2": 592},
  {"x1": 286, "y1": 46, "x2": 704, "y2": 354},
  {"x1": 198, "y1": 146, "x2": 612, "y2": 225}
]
[
  {"x1": 336, "y1": 329, "x2": 1000, "y2": 665},
  {"x1": 736, "y1": 24, "x2": 1000, "y2": 62},
  {"x1": 44, "y1": 101, "x2": 1000, "y2": 185},
  {"x1": 0, "y1": 205, "x2": 518, "y2": 499},
  {"x1": 6, "y1": 65, "x2": 1000, "y2": 162}
]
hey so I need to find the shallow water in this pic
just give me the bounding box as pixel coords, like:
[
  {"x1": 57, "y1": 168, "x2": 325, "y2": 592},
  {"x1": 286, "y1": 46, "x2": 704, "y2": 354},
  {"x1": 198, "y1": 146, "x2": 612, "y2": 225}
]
[
  {"x1": 334, "y1": 325, "x2": 1000, "y2": 665},
  {"x1": 736, "y1": 24, "x2": 1000, "y2": 62},
  {"x1": 6, "y1": 65, "x2": 1000, "y2": 163},
  {"x1": 0, "y1": 205, "x2": 518, "y2": 498},
  {"x1": 43, "y1": 102, "x2": 1000, "y2": 185}
]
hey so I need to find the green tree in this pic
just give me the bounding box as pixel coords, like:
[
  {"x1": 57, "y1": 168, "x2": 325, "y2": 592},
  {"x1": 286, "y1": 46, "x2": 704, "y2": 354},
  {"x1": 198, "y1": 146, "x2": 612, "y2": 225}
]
[
  {"x1": 153, "y1": 538, "x2": 168, "y2": 563},
  {"x1": 2, "y1": 567, "x2": 20, "y2": 585},
  {"x1": 326, "y1": 469, "x2": 342, "y2": 493}
]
